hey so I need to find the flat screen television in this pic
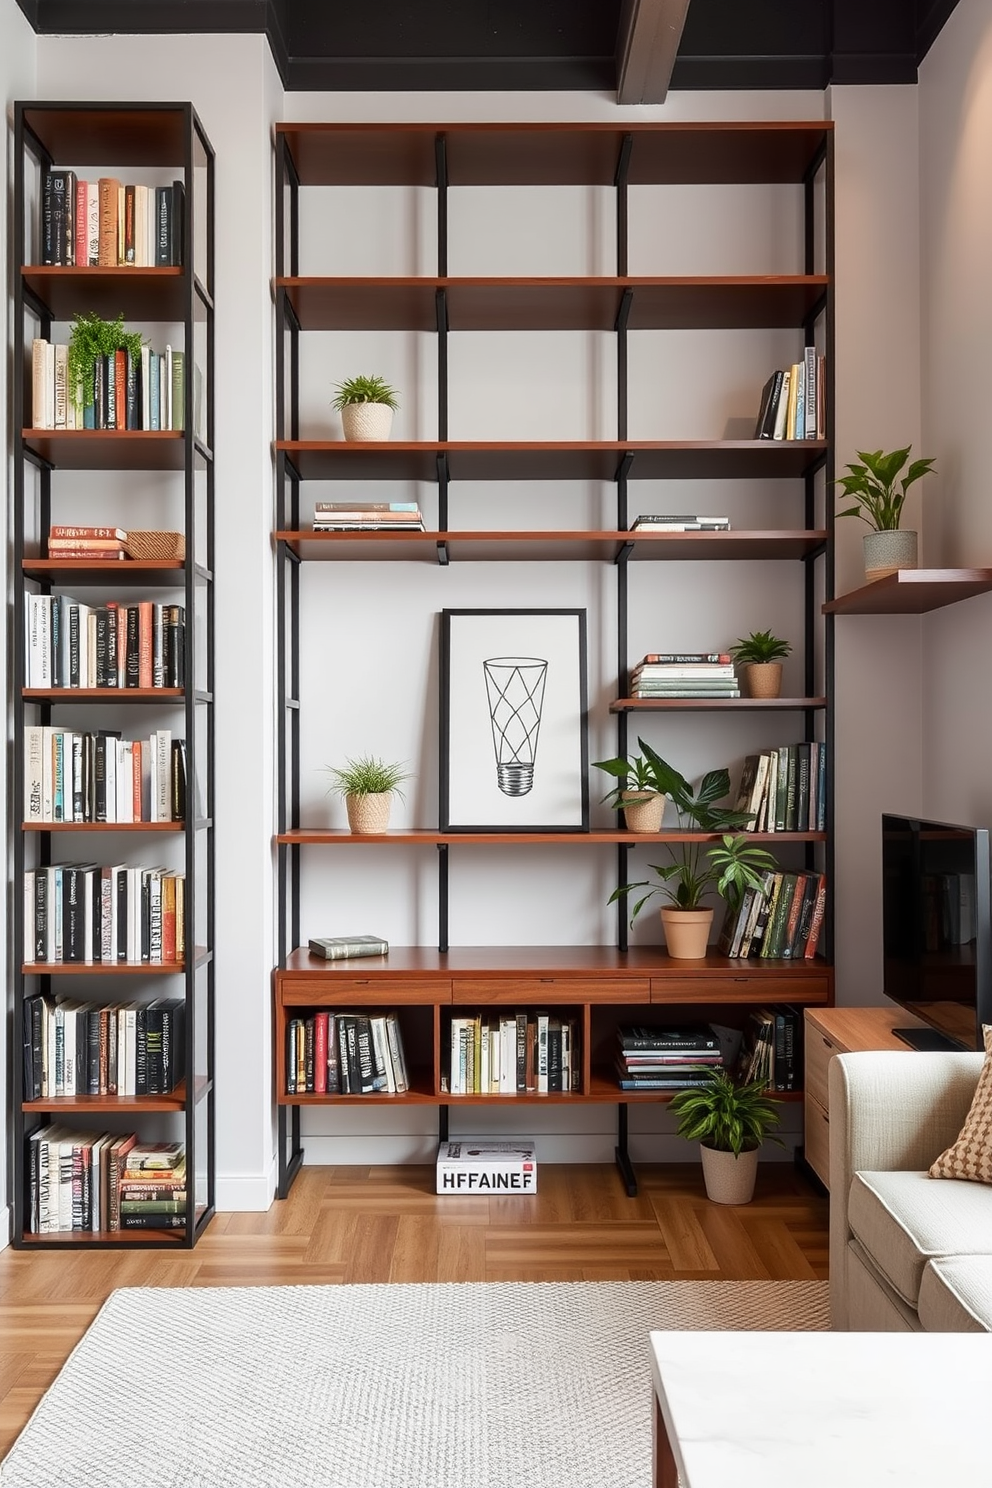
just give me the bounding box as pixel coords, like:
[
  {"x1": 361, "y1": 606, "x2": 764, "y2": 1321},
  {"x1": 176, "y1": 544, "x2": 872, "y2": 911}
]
[{"x1": 882, "y1": 813, "x2": 992, "y2": 1051}]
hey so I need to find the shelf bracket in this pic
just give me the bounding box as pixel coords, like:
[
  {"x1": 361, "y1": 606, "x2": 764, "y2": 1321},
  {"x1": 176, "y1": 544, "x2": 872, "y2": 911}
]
[
  {"x1": 615, "y1": 1103, "x2": 638, "y2": 1196},
  {"x1": 438, "y1": 1104, "x2": 449, "y2": 1145}
]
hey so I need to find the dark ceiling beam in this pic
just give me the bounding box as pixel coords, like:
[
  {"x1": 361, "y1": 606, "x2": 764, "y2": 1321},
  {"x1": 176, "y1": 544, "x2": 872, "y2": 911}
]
[{"x1": 615, "y1": 0, "x2": 691, "y2": 104}]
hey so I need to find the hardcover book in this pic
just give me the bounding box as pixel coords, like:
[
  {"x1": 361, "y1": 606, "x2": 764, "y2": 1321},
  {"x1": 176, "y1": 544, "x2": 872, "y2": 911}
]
[
  {"x1": 308, "y1": 935, "x2": 388, "y2": 960},
  {"x1": 436, "y1": 1138, "x2": 537, "y2": 1194}
]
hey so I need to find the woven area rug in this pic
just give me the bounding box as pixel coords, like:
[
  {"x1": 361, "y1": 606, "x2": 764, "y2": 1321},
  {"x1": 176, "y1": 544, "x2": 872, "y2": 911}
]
[{"x1": 1, "y1": 1280, "x2": 828, "y2": 1488}]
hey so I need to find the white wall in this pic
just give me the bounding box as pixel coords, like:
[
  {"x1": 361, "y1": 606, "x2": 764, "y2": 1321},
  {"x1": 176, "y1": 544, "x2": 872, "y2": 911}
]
[
  {"x1": 1, "y1": 0, "x2": 38, "y2": 1249},
  {"x1": 918, "y1": 0, "x2": 992, "y2": 831}
]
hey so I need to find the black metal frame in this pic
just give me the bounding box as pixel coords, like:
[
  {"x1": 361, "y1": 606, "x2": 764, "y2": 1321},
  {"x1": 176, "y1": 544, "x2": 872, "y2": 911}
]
[{"x1": 10, "y1": 101, "x2": 216, "y2": 1249}]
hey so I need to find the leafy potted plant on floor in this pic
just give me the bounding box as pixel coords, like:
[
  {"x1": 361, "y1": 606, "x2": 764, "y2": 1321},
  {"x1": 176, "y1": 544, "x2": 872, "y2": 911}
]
[
  {"x1": 607, "y1": 743, "x2": 777, "y2": 959},
  {"x1": 669, "y1": 1066, "x2": 783, "y2": 1204},
  {"x1": 728, "y1": 629, "x2": 792, "y2": 699},
  {"x1": 592, "y1": 742, "x2": 670, "y2": 832},
  {"x1": 331, "y1": 373, "x2": 399, "y2": 442},
  {"x1": 833, "y1": 445, "x2": 936, "y2": 581},
  {"x1": 325, "y1": 754, "x2": 411, "y2": 834}
]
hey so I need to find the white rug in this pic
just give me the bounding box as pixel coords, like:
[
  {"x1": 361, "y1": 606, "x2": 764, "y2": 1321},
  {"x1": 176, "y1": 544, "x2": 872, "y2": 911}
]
[{"x1": 1, "y1": 1280, "x2": 828, "y2": 1488}]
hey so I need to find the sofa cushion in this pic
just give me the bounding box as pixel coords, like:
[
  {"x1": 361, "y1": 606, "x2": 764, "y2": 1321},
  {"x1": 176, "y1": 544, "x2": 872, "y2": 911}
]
[
  {"x1": 848, "y1": 1168, "x2": 992, "y2": 1306},
  {"x1": 929, "y1": 1024, "x2": 992, "y2": 1183},
  {"x1": 919, "y1": 1257, "x2": 992, "y2": 1332}
]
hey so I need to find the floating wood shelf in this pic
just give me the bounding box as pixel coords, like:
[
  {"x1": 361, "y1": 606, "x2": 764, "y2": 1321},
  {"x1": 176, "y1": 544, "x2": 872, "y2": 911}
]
[
  {"x1": 824, "y1": 569, "x2": 992, "y2": 615},
  {"x1": 274, "y1": 529, "x2": 827, "y2": 564}
]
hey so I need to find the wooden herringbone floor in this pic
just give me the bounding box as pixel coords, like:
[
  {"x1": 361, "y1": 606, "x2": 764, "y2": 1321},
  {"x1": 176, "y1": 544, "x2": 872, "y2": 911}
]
[{"x1": 0, "y1": 1160, "x2": 828, "y2": 1457}]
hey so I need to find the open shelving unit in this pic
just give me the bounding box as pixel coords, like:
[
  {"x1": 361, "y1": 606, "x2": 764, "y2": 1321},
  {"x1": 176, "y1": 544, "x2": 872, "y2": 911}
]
[
  {"x1": 11, "y1": 102, "x2": 215, "y2": 1247},
  {"x1": 272, "y1": 119, "x2": 836, "y2": 1198}
]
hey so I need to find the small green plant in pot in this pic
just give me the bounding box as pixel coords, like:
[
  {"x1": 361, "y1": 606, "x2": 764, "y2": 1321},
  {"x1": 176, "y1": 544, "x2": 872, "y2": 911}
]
[
  {"x1": 331, "y1": 373, "x2": 399, "y2": 443},
  {"x1": 728, "y1": 629, "x2": 792, "y2": 700},
  {"x1": 670, "y1": 1067, "x2": 783, "y2": 1204},
  {"x1": 833, "y1": 445, "x2": 936, "y2": 581},
  {"x1": 607, "y1": 742, "x2": 776, "y2": 959},
  {"x1": 592, "y1": 745, "x2": 669, "y2": 833},
  {"x1": 325, "y1": 754, "x2": 410, "y2": 835},
  {"x1": 67, "y1": 311, "x2": 145, "y2": 424}
]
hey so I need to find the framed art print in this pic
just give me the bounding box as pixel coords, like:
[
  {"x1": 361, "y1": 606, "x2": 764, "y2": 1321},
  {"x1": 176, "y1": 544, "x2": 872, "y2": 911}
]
[{"x1": 439, "y1": 608, "x2": 589, "y2": 832}]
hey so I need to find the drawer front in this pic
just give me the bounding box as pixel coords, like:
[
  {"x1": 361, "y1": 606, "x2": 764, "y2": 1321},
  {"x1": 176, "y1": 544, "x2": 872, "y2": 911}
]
[
  {"x1": 804, "y1": 1093, "x2": 830, "y2": 1188},
  {"x1": 278, "y1": 977, "x2": 450, "y2": 1006},
  {"x1": 805, "y1": 1027, "x2": 843, "y2": 1112},
  {"x1": 651, "y1": 974, "x2": 831, "y2": 1005},
  {"x1": 455, "y1": 977, "x2": 649, "y2": 1005}
]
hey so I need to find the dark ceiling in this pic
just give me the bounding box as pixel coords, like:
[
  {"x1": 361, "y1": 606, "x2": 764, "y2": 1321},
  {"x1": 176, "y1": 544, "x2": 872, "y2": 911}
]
[{"x1": 16, "y1": 0, "x2": 961, "y2": 95}]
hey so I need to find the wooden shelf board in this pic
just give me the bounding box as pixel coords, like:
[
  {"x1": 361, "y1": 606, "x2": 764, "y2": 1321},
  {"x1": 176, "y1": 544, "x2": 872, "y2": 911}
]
[
  {"x1": 276, "y1": 121, "x2": 832, "y2": 188},
  {"x1": 23, "y1": 688, "x2": 184, "y2": 702},
  {"x1": 824, "y1": 569, "x2": 992, "y2": 615},
  {"x1": 611, "y1": 696, "x2": 827, "y2": 712},
  {"x1": 276, "y1": 440, "x2": 827, "y2": 483},
  {"x1": 277, "y1": 275, "x2": 829, "y2": 332},
  {"x1": 22, "y1": 558, "x2": 185, "y2": 585},
  {"x1": 21, "y1": 104, "x2": 189, "y2": 167},
  {"x1": 275, "y1": 530, "x2": 826, "y2": 563},
  {"x1": 22, "y1": 820, "x2": 184, "y2": 832},
  {"x1": 22, "y1": 1081, "x2": 188, "y2": 1112},
  {"x1": 22, "y1": 430, "x2": 187, "y2": 472},
  {"x1": 276, "y1": 829, "x2": 824, "y2": 846},
  {"x1": 18, "y1": 1227, "x2": 188, "y2": 1245},
  {"x1": 22, "y1": 960, "x2": 186, "y2": 975},
  {"x1": 278, "y1": 945, "x2": 833, "y2": 978},
  {"x1": 21, "y1": 266, "x2": 186, "y2": 321}
]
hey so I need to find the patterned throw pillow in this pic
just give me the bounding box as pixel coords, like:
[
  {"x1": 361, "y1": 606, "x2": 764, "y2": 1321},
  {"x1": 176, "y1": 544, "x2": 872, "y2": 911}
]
[{"x1": 929, "y1": 1024, "x2": 992, "y2": 1183}]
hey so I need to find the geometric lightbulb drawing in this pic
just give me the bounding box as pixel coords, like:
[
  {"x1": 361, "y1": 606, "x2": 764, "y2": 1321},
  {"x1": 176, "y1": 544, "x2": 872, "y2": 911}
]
[{"x1": 483, "y1": 656, "x2": 548, "y2": 797}]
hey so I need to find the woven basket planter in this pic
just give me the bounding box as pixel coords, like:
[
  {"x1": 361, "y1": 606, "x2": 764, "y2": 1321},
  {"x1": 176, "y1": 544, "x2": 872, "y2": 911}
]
[
  {"x1": 621, "y1": 791, "x2": 665, "y2": 833},
  {"x1": 123, "y1": 529, "x2": 186, "y2": 562},
  {"x1": 341, "y1": 403, "x2": 394, "y2": 442},
  {"x1": 699, "y1": 1144, "x2": 759, "y2": 1205},
  {"x1": 345, "y1": 792, "x2": 393, "y2": 834},
  {"x1": 740, "y1": 662, "x2": 782, "y2": 699}
]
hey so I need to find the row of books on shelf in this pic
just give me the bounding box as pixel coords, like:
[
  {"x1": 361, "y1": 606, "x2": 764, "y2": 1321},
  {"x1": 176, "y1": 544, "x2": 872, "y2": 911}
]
[
  {"x1": 22, "y1": 994, "x2": 185, "y2": 1100},
  {"x1": 312, "y1": 501, "x2": 425, "y2": 532},
  {"x1": 24, "y1": 864, "x2": 186, "y2": 965},
  {"x1": 24, "y1": 726, "x2": 186, "y2": 825},
  {"x1": 753, "y1": 350, "x2": 826, "y2": 441},
  {"x1": 31, "y1": 338, "x2": 188, "y2": 432},
  {"x1": 734, "y1": 743, "x2": 826, "y2": 833},
  {"x1": 26, "y1": 1133, "x2": 186, "y2": 1234},
  {"x1": 717, "y1": 869, "x2": 826, "y2": 961},
  {"x1": 737, "y1": 1006, "x2": 804, "y2": 1091},
  {"x1": 24, "y1": 593, "x2": 186, "y2": 690},
  {"x1": 40, "y1": 171, "x2": 184, "y2": 268},
  {"x1": 447, "y1": 1012, "x2": 581, "y2": 1096},
  {"x1": 631, "y1": 514, "x2": 730, "y2": 532},
  {"x1": 630, "y1": 651, "x2": 739, "y2": 699},
  {"x1": 285, "y1": 1011, "x2": 409, "y2": 1095}
]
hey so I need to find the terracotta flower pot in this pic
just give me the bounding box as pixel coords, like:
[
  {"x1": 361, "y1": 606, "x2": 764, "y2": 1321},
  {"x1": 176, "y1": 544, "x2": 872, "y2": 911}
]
[
  {"x1": 740, "y1": 662, "x2": 782, "y2": 699},
  {"x1": 345, "y1": 791, "x2": 393, "y2": 833},
  {"x1": 341, "y1": 403, "x2": 394, "y2": 442},
  {"x1": 863, "y1": 528, "x2": 918, "y2": 581},
  {"x1": 660, "y1": 906, "x2": 714, "y2": 960},
  {"x1": 621, "y1": 790, "x2": 665, "y2": 833},
  {"x1": 699, "y1": 1143, "x2": 759, "y2": 1204}
]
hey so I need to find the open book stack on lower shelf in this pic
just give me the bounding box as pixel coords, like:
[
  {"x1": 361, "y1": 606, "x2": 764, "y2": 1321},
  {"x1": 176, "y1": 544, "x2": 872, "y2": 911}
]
[{"x1": 26, "y1": 1133, "x2": 187, "y2": 1235}]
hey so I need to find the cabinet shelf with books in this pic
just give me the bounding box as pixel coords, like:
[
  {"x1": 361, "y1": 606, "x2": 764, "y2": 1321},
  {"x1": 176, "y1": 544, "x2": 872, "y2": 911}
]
[
  {"x1": 11, "y1": 102, "x2": 215, "y2": 1248},
  {"x1": 273, "y1": 119, "x2": 834, "y2": 1196}
]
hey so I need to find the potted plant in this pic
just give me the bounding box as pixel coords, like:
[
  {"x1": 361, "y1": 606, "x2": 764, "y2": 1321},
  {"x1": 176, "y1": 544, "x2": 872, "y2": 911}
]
[
  {"x1": 331, "y1": 373, "x2": 399, "y2": 442},
  {"x1": 67, "y1": 311, "x2": 144, "y2": 424},
  {"x1": 669, "y1": 1067, "x2": 783, "y2": 1204},
  {"x1": 607, "y1": 743, "x2": 777, "y2": 959},
  {"x1": 728, "y1": 629, "x2": 792, "y2": 700},
  {"x1": 833, "y1": 445, "x2": 936, "y2": 581},
  {"x1": 592, "y1": 745, "x2": 669, "y2": 832},
  {"x1": 324, "y1": 754, "x2": 411, "y2": 834}
]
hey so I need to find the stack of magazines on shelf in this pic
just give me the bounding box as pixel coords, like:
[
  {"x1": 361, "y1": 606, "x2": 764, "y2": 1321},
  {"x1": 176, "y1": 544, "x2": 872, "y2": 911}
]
[
  {"x1": 630, "y1": 651, "x2": 739, "y2": 699},
  {"x1": 312, "y1": 501, "x2": 424, "y2": 531},
  {"x1": 717, "y1": 869, "x2": 827, "y2": 961},
  {"x1": 615, "y1": 1024, "x2": 725, "y2": 1092},
  {"x1": 631, "y1": 513, "x2": 730, "y2": 532}
]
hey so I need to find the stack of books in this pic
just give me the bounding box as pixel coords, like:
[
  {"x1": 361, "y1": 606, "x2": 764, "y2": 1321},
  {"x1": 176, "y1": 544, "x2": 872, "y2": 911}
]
[
  {"x1": 717, "y1": 869, "x2": 827, "y2": 961},
  {"x1": 285, "y1": 1010, "x2": 409, "y2": 1095},
  {"x1": 446, "y1": 1011, "x2": 580, "y2": 1095},
  {"x1": 40, "y1": 171, "x2": 183, "y2": 267},
  {"x1": 47, "y1": 525, "x2": 128, "y2": 560},
  {"x1": 632, "y1": 514, "x2": 731, "y2": 532},
  {"x1": 312, "y1": 501, "x2": 424, "y2": 531},
  {"x1": 117, "y1": 1141, "x2": 187, "y2": 1231},
  {"x1": 615, "y1": 1024, "x2": 725, "y2": 1091},
  {"x1": 734, "y1": 743, "x2": 827, "y2": 833},
  {"x1": 630, "y1": 651, "x2": 739, "y2": 699},
  {"x1": 31, "y1": 338, "x2": 187, "y2": 431},
  {"x1": 436, "y1": 1138, "x2": 537, "y2": 1194},
  {"x1": 734, "y1": 1007, "x2": 804, "y2": 1091},
  {"x1": 753, "y1": 351, "x2": 826, "y2": 441}
]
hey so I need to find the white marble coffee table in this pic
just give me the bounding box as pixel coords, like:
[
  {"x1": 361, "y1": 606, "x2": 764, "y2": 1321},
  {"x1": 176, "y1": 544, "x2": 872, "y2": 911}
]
[{"x1": 649, "y1": 1329, "x2": 991, "y2": 1487}]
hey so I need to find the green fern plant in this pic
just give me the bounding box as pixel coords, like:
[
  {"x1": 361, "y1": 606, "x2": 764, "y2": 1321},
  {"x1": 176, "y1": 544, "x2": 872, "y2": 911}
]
[
  {"x1": 67, "y1": 312, "x2": 145, "y2": 415},
  {"x1": 669, "y1": 1068, "x2": 783, "y2": 1155},
  {"x1": 331, "y1": 374, "x2": 399, "y2": 410}
]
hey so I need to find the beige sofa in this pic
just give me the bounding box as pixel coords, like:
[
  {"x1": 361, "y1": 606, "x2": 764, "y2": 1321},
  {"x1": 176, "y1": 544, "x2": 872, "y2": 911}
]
[{"x1": 829, "y1": 1049, "x2": 992, "y2": 1331}]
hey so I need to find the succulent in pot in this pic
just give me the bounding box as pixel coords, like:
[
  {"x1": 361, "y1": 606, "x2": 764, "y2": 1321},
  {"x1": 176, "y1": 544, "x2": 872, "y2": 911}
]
[
  {"x1": 325, "y1": 754, "x2": 410, "y2": 834},
  {"x1": 728, "y1": 629, "x2": 791, "y2": 700},
  {"x1": 331, "y1": 373, "x2": 400, "y2": 442}
]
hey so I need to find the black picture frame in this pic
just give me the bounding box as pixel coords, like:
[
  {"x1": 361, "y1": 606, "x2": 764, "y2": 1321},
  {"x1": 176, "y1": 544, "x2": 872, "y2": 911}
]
[{"x1": 439, "y1": 608, "x2": 589, "y2": 832}]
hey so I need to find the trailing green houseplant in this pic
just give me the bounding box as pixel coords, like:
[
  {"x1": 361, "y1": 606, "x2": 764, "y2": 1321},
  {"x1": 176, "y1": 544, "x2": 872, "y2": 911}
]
[
  {"x1": 669, "y1": 1066, "x2": 783, "y2": 1203},
  {"x1": 67, "y1": 311, "x2": 144, "y2": 418},
  {"x1": 325, "y1": 754, "x2": 411, "y2": 835}
]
